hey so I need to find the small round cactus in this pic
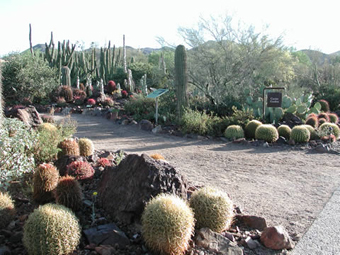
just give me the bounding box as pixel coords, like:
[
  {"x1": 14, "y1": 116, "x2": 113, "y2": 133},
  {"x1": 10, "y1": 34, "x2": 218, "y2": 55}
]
[
  {"x1": 0, "y1": 192, "x2": 16, "y2": 229},
  {"x1": 245, "y1": 120, "x2": 262, "y2": 139},
  {"x1": 23, "y1": 203, "x2": 81, "y2": 255},
  {"x1": 58, "y1": 138, "x2": 80, "y2": 158},
  {"x1": 96, "y1": 158, "x2": 112, "y2": 167},
  {"x1": 277, "y1": 125, "x2": 291, "y2": 140},
  {"x1": 328, "y1": 113, "x2": 339, "y2": 124},
  {"x1": 255, "y1": 124, "x2": 279, "y2": 143},
  {"x1": 55, "y1": 176, "x2": 83, "y2": 212},
  {"x1": 190, "y1": 186, "x2": 234, "y2": 233},
  {"x1": 66, "y1": 161, "x2": 95, "y2": 181},
  {"x1": 318, "y1": 99, "x2": 330, "y2": 112},
  {"x1": 150, "y1": 153, "x2": 165, "y2": 160},
  {"x1": 78, "y1": 138, "x2": 94, "y2": 157},
  {"x1": 58, "y1": 85, "x2": 73, "y2": 102},
  {"x1": 301, "y1": 124, "x2": 319, "y2": 140},
  {"x1": 107, "y1": 80, "x2": 117, "y2": 94},
  {"x1": 318, "y1": 112, "x2": 330, "y2": 122},
  {"x1": 319, "y1": 122, "x2": 340, "y2": 139},
  {"x1": 290, "y1": 125, "x2": 310, "y2": 143},
  {"x1": 305, "y1": 114, "x2": 319, "y2": 128},
  {"x1": 142, "y1": 193, "x2": 195, "y2": 255},
  {"x1": 87, "y1": 98, "x2": 96, "y2": 106},
  {"x1": 38, "y1": 123, "x2": 58, "y2": 133},
  {"x1": 33, "y1": 163, "x2": 59, "y2": 204},
  {"x1": 318, "y1": 118, "x2": 327, "y2": 125},
  {"x1": 224, "y1": 125, "x2": 244, "y2": 140}
]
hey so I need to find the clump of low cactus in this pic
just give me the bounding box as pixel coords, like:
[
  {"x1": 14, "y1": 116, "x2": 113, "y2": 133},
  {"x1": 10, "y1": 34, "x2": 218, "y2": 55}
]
[
  {"x1": 255, "y1": 124, "x2": 279, "y2": 143},
  {"x1": 224, "y1": 125, "x2": 244, "y2": 140},
  {"x1": 78, "y1": 138, "x2": 94, "y2": 157},
  {"x1": 96, "y1": 157, "x2": 111, "y2": 167},
  {"x1": 319, "y1": 122, "x2": 340, "y2": 139},
  {"x1": 58, "y1": 85, "x2": 73, "y2": 102},
  {"x1": 0, "y1": 192, "x2": 16, "y2": 229},
  {"x1": 318, "y1": 99, "x2": 330, "y2": 112},
  {"x1": 33, "y1": 163, "x2": 59, "y2": 204},
  {"x1": 190, "y1": 186, "x2": 234, "y2": 233},
  {"x1": 58, "y1": 138, "x2": 80, "y2": 158},
  {"x1": 305, "y1": 114, "x2": 319, "y2": 128},
  {"x1": 328, "y1": 113, "x2": 339, "y2": 124},
  {"x1": 277, "y1": 125, "x2": 291, "y2": 140},
  {"x1": 142, "y1": 193, "x2": 195, "y2": 255},
  {"x1": 66, "y1": 161, "x2": 95, "y2": 181},
  {"x1": 301, "y1": 124, "x2": 319, "y2": 140},
  {"x1": 55, "y1": 176, "x2": 83, "y2": 212},
  {"x1": 150, "y1": 153, "x2": 165, "y2": 160},
  {"x1": 245, "y1": 120, "x2": 262, "y2": 139},
  {"x1": 87, "y1": 98, "x2": 96, "y2": 106},
  {"x1": 107, "y1": 80, "x2": 117, "y2": 94},
  {"x1": 290, "y1": 125, "x2": 310, "y2": 143},
  {"x1": 23, "y1": 203, "x2": 81, "y2": 255}
]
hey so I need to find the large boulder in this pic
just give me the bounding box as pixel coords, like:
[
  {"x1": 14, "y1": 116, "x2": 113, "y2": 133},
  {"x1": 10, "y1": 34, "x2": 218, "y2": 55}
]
[{"x1": 98, "y1": 154, "x2": 188, "y2": 224}]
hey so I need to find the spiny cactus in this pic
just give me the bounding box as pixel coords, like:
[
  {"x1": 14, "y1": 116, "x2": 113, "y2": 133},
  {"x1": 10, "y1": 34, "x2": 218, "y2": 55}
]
[
  {"x1": 318, "y1": 99, "x2": 330, "y2": 112},
  {"x1": 224, "y1": 125, "x2": 244, "y2": 140},
  {"x1": 102, "y1": 97, "x2": 114, "y2": 107},
  {"x1": 277, "y1": 125, "x2": 291, "y2": 140},
  {"x1": 96, "y1": 157, "x2": 111, "y2": 167},
  {"x1": 58, "y1": 85, "x2": 73, "y2": 102},
  {"x1": 87, "y1": 98, "x2": 96, "y2": 106},
  {"x1": 58, "y1": 138, "x2": 80, "y2": 158},
  {"x1": 78, "y1": 138, "x2": 94, "y2": 157},
  {"x1": 66, "y1": 161, "x2": 95, "y2": 181},
  {"x1": 55, "y1": 176, "x2": 83, "y2": 212},
  {"x1": 0, "y1": 64, "x2": 3, "y2": 126},
  {"x1": 290, "y1": 125, "x2": 310, "y2": 143},
  {"x1": 150, "y1": 153, "x2": 165, "y2": 160},
  {"x1": 142, "y1": 193, "x2": 195, "y2": 255},
  {"x1": 301, "y1": 124, "x2": 319, "y2": 140},
  {"x1": 174, "y1": 45, "x2": 188, "y2": 121},
  {"x1": 318, "y1": 118, "x2": 327, "y2": 125},
  {"x1": 61, "y1": 66, "x2": 71, "y2": 86},
  {"x1": 328, "y1": 113, "x2": 339, "y2": 124},
  {"x1": 38, "y1": 122, "x2": 58, "y2": 133},
  {"x1": 190, "y1": 186, "x2": 234, "y2": 233},
  {"x1": 33, "y1": 163, "x2": 59, "y2": 204},
  {"x1": 319, "y1": 122, "x2": 340, "y2": 139},
  {"x1": 318, "y1": 112, "x2": 330, "y2": 122},
  {"x1": 23, "y1": 203, "x2": 81, "y2": 255},
  {"x1": 0, "y1": 192, "x2": 16, "y2": 229},
  {"x1": 305, "y1": 114, "x2": 319, "y2": 128},
  {"x1": 107, "y1": 80, "x2": 116, "y2": 94},
  {"x1": 245, "y1": 120, "x2": 262, "y2": 139},
  {"x1": 255, "y1": 124, "x2": 279, "y2": 143}
]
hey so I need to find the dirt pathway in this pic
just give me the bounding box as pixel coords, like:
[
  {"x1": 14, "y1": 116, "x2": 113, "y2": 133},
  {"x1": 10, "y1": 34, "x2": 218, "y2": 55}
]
[{"x1": 59, "y1": 113, "x2": 340, "y2": 245}]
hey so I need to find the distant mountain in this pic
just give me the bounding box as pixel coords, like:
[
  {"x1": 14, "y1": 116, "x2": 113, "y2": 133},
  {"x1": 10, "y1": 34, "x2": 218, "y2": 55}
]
[{"x1": 298, "y1": 49, "x2": 340, "y2": 65}]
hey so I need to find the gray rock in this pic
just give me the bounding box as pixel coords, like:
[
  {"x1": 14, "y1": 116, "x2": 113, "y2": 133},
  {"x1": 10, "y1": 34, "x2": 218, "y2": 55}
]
[
  {"x1": 236, "y1": 215, "x2": 267, "y2": 231},
  {"x1": 152, "y1": 125, "x2": 162, "y2": 134},
  {"x1": 260, "y1": 225, "x2": 294, "y2": 250},
  {"x1": 139, "y1": 119, "x2": 153, "y2": 131},
  {"x1": 195, "y1": 228, "x2": 243, "y2": 254},
  {"x1": 83, "y1": 223, "x2": 130, "y2": 249},
  {"x1": 245, "y1": 236, "x2": 258, "y2": 249}
]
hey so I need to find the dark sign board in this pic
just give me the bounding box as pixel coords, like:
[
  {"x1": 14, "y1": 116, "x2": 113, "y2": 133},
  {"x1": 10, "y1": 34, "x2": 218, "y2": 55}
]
[
  {"x1": 146, "y1": 89, "x2": 169, "y2": 99},
  {"x1": 267, "y1": 92, "x2": 282, "y2": 107}
]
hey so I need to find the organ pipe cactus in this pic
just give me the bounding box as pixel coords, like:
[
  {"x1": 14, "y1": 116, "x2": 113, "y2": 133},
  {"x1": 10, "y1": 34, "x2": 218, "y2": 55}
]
[{"x1": 175, "y1": 45, "x2": 188, "y2": 121}]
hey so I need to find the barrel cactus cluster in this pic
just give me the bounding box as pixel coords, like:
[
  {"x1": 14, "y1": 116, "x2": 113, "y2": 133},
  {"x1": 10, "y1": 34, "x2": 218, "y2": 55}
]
[
  {"x1": 277, "y1": 125, "x2": 291, "y2": 140},
  {"x1": 224, "y1": 125, "x2": 244, "y2": 140},
  {"x1": 78, "y1": 137, "x2": 95, "y2": 157},
  {"x1": 245, "y1": 120, "x2": 262, "y2": 139},
  {"x1": 255, "y1": 124, "x2": 279, "y2": 143},
  {"x1": 290, "y1": 125, "x2": 310, "y2": 143}
]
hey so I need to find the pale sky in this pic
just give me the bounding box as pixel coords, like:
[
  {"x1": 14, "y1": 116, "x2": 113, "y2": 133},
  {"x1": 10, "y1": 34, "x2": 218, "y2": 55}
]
[{"x1": 0, "y1": 0, "x2": 339, "y2": 57}]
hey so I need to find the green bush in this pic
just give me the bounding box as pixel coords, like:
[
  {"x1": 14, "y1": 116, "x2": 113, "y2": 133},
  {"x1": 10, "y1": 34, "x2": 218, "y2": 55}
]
[
  {"x1": 190, "y1": 186, "x2": 234, "y2": 233},
  {"x1": 290, "y1": 126, "x2": 310, "y2": 143},
  {"x1": 245, "y1": 120, "x2": 262, "y2": 139},
  {"x1": 0, "y1": 118, "x2": 37, "y2": 190},
  {"x1": 0, "y1": 192, "x2": 15, "y2": 229},
  {"x1": 224, "y1": 125, "x2": 244, "y2": 139},
  {"x1": 180, "y1": 108, "x2": 210, "y2": 135},
  {"x1": 23, "y1": 203, "x2": 81, "y2": 255},
  {"x1": 277, "y1": 125, "x2": 291, "y2": 140},
  {"x1": 124, "y1": 96, "x2": 155, "y2": 122},
  {"x1": 2, "y1": 53, "x2": 58, "y2": 103},
  {"x1": 142, "y1": 193, "x2": 195, "y2": 255},
  {"x1": 255, "y1": 124, "x2": 279, "y2": 143}
]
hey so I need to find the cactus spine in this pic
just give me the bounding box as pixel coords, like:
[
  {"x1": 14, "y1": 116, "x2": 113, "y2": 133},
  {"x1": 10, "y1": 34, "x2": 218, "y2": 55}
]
[{"x1": 174, "y1": 45, "x2": 188, "y2": 121}]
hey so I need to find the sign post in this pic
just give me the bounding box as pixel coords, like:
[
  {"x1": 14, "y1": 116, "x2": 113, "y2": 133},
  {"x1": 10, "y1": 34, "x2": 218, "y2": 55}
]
[
  {"x1": 262, "y1": 87, "x2": 285, "y2": 120},
  {"x1": 146, "y1": 89, "x2": 169, "y2": 125}
]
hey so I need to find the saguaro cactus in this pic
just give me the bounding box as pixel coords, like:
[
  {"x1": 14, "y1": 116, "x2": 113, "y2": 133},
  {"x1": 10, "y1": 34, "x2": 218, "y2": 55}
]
[
  {"x1": 174, "y1": 45, "x2": 188, "y2": 120},
  {"x1": 61, "y1": 66, "x2": 71, "y2": 86}
]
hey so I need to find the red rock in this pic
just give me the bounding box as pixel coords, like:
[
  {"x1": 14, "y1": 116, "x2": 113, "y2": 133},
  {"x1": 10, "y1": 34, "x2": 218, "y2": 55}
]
[{"x1": 260, "y1": 225, "x2": 294, "y2": 250}]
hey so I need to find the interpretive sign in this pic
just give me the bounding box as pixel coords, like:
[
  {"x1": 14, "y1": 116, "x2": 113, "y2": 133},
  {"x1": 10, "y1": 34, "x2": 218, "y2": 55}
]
[
  {"x1": 146, "y1": 89, "x2": 169, "y2": 99},
  {"x1": 267, "y1": 92, "x2": 282, "y2": 107}
]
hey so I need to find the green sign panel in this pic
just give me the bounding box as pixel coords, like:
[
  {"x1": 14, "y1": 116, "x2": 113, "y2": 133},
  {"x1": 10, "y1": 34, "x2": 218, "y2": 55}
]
[{"x1": 146, "y1": 89, "x2": 169, "y2": 99}]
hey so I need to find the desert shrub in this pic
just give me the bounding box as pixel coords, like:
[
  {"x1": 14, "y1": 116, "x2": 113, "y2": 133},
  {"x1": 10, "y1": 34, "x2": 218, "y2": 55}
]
[
  {"x1": 23, "y1": 203, "x2": 81, "y2": 255},
  {"x1": 78, "y1": 138, "x2": 94, "y2": 157},
  {"x1": 189, "y1": 186, "x2": 234, "y2": 233},
  {"x1": 180, "y1": 108, "x2": 211, "y2": 135},
  {"x1": 142, "y1": 193, "x2": 195, "y2": 255},
  {"x1": 224, "y1": 125, "x2": 244, "y2": 140},
  {"x1": 328, "y1": 113, "x2": 339, "y2": 123},
  {"x1": 319, "y1": 122, "x2": 340, "y2": 139},
  {"x1": 55, "y1": 176, "x2": 82, "y2": 212},
  {"x1": 33, "y1": 163, "x2": 59, "y2": 204},
  {"x1": 0, "y1": 118, "x2": 37, "y2": 190},
  {"x1": 0, "y1": 192, "x2": 16, "y2": 229},
  {"x1": 244, "y1": 120, "x2": 262, "y2": 139},
  {"x1": 2, "y1": 52, "x2": 58, "y2": 103},
  {"x1": 277, "y1": 125, "x2": 291, "y2": 140},
  {"x1": 290, "y1": 126, "x2": 310, "y2": 143},
  {"x1": 124, "y1": 96, "x2": 155, "y2": 122},
  {"x1": 255, "y1": 124, "x2": 279, "y2": 143},
  {"x1": 66, "y1": 161, "x2": 95, "y2": 181}
]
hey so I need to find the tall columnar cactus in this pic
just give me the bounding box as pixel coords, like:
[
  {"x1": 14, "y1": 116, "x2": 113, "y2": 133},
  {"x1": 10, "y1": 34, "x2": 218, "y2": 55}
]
[
  {"x1": 0, "y1": 64, "x2": 3, "y2": 126},
  {"x1": 61, "y1": 66, "x2": 71, "y2": 86},
  {"x1": 174, "y1": 45, "x2": 188, "y2": 121}
]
